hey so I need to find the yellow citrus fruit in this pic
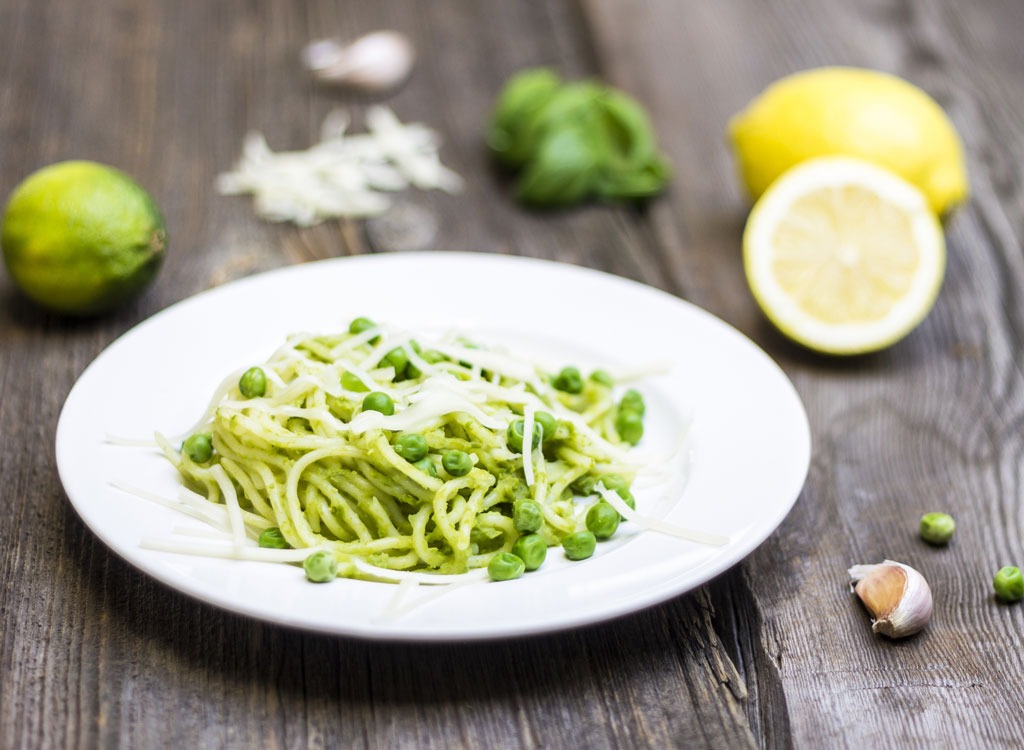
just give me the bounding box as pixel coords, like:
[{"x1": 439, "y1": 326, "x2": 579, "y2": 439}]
[
  {"x1": 1, "y1": 160, "x2": 167, "y2": 315},
  {"x1": 743, "y1": 156, "x2": 945, "y2": 355},
  {"x1": 729, "y1": 67, "x2": 968, "y2": 217}
]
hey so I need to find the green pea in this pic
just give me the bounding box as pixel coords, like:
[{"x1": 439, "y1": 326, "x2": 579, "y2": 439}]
[
  {"x1": 362, "y1": 391, "x2": 395, "y2": 415},
  {"x1": 599, "y1": 474, "x2": 633, "y2": 501},
  {"x1": 513, "y1": 498, "x2": 543, "y2": 533},
  {"x1": 341, "y1": 371, "x2": 369, "y2": 392},
  {"x1": 919, "y1": 512, "x2": 955, "y2": 546},
  {"x1": 382, "y1": 347, "x2": 409, "y2": 376},
  {"x1": 349, "y1": 316, "x2": 380, "y2": 343},
  {"x1": 507, "y1": 418, "x2": 541, "y2": 453},
  {"x1": 442, "y1": 449, "x2": 472, "y2": 477},
  {"x1": 182, "y1": 433, "x2": 213, "y2": 463},
  {"x1": 405, "y1": 348, "x2": 423, "y2": 379},
  {"x1": 589, "y1": 369, "x2": 614, "y2": 387},
  {"x1": 488, "y1": 552, "x2": 526, "y2": 581},
  {"x1": 258, "y1": 527, "x2": 290, "y2": 549},
  {"x1": 615, "y1": 408, "x2": 644, "y2": 445},
  {"x1": 393, "y1": 433, "x2": 428, "y2": 462},
  {"x1": 994, "y1": 566, "x2": 1024, "y2": 602},
  {"x1": 239, "y1": 366, "x2": 267, "y2": 398},
  {"x1": 413, "y1": 457, "x2": 437, "y2": 477},
  {"x1": 552, "y1": 366, "x2": 584, "y2": 394},
  {"x1": 599, "y1": 473, "x2": 635, "y2": 518},
  {"x1": 511, "y1": 534, "x2": 547, "y2": 571},
  {"x1": 586, "y1": 502, "x2": 620, "y2": 539},
  {"x1": 620, "y1": 388, "x2": 646, "y2": 416},
  {"x1": 570, "y1": 474, "x2": 597, "y2": 497},
  {"x1": 304, "y1": 550, "x2": 338, "y2": 582},
  {"x1": 422, "y1": 350, "x2": 448, "y2": 365},
  {"x1": 534, "y1": 411, "x2": 558, "y2": 442},
  {"x1": 562, "y1": 530, "x2": 596, "y2": 561}
]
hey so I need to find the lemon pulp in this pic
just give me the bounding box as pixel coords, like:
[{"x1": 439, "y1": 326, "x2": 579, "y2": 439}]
[
  {"x1": 743, "y1": 156, "x2": 945, "y2": 355},
  {"x1": 772, "y1": 184, "x2": 920, "y2": 324}
]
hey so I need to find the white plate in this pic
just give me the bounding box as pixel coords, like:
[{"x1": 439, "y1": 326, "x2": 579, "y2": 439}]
[{"x1": 56, "y1": 252, "x2": 810, "y2": 641}]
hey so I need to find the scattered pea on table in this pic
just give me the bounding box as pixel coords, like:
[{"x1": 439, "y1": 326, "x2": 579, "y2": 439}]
[{"x1": 994, "y1": 566, "x2": 1024, "y2": 602}]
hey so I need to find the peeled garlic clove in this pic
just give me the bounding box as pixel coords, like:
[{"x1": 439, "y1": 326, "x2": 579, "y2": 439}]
[
  {"x1": 848, "y1": 560, "x2": 933, "y2": 638},
  {"x1": 302, "y1": 31, "x2": 415, "y2": 92}
]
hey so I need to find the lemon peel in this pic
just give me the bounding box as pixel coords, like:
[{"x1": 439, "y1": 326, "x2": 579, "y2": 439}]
[{"x1": 729, "y1": 67, "x2": 968, "y2": 217}]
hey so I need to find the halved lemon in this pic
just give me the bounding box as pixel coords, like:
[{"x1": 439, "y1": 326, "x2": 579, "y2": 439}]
[{"x1": 743, "y1": 156, "x2": 945, "y2": 355}]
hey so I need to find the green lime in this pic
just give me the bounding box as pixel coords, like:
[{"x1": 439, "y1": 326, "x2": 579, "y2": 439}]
[{"x1": 1, "y1": 160, "x2": 167, "y2": 315}]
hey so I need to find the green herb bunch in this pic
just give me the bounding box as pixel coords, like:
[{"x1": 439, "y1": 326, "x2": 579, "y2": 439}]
[{"x1": 487, "y1": 68, "x2": 671, "y2": 207}]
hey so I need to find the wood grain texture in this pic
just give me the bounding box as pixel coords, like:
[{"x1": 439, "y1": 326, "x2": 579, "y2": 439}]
[
  {"x1": 0, "y1": 1, "x2": 750, "y2": 749},
  {"x1": 3, "y1": 0, "x2": 1024, "y2": 748},
  {"x1": 581, "y1": 0, "x2": 1024, "y2": 747}
]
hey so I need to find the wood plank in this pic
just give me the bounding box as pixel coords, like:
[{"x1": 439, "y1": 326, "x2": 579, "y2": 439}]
[
  {"x1": 0, "y1": 1, "x2": 755, "y2": 748},
  {"x1": 7, "y1": 0, "x2": 1024, "y2": 745},
  {"x1": 580, "y1": 0, "x2": 1024, "y2": 746}
]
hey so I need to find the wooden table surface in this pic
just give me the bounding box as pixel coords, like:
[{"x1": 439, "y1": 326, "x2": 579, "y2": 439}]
[{"x1": 3, "y1": 1, "x2": 1024, "y2": 747}]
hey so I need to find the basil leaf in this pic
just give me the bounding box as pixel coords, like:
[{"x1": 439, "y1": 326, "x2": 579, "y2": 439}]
[
  {"x1": 488, "y1": 69, "x2": 562, "y2": 168},
  {"x1": 596, "y1": 89, "x2": 658, "y2": 168},
  {"x1": 487, "y1": 68, "x2": 671, "y2": 207},
  {"x1": 596, "y1": 154, "x2": 671, "y2": 200},
  {"x1": 516, "y1": 126, "x2": 602, "y2": 206},
  {"x1": 593, "y1": 91, "x2": 669, "y2": 200},
  {"x1": 517, "y1": 82, "x2": 604, "y2": 154}
]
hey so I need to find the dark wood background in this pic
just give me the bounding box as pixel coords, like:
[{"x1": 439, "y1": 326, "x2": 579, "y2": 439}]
[{"x1": 3, "y1": 1, "x2": 1024, "y2": 747}]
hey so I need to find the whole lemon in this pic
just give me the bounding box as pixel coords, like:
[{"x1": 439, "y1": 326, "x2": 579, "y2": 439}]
[
  {"x1": 728, "y1": 67, "x2": 968, "y2": 216},
  {"x1": 1, "y1": 161, "x2": 167, "y2": 315}
]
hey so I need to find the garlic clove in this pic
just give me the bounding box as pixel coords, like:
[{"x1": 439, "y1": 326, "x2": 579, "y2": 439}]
[
  {"x1": 848, "y1": 560, "x2": 933, "y2": 638},
  {"x1": 303, "y1": 39, "x2": 348, "y2": 73},
  {"x1": 302, "y1": 31, "x2": 415, "y2": 92}
]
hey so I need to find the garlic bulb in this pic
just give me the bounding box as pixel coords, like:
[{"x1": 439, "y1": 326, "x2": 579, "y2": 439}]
[
  {"x1": 302, "y1": 31, "x2": 415, "y2": 92},
  {"x1": 848, "y1": 560, "x2": 933, "y2": 638}
]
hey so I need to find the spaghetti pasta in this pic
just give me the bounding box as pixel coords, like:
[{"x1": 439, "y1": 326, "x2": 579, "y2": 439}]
[{"x1": 161, "y1": 319, "x2": 647, "y2": 579}]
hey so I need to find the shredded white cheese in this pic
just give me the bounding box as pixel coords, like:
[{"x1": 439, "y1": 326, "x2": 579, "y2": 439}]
[
  {"x1": 217, "y1": 106, "x2": 463, "y2": 226},
  {"x1": 372, "y1": 574, "x2": 486, "y2": 625},
  {"x1": 522, "y1": 403, "x2": 536, "y2": 487},
  {"x1": 596, "y1": 483, "x2": 729, "y2": 547},
  {"x1": 140, "y1": 537, "x2": 322, "y2": 563},
  {"x1": 211, "y1": 464, "x2": 247, "y2": 551}
]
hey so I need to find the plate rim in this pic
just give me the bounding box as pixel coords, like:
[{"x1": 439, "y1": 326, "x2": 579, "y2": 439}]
[{"x1": 56, "y1": 252, "x2": 811, "y2": 641}]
